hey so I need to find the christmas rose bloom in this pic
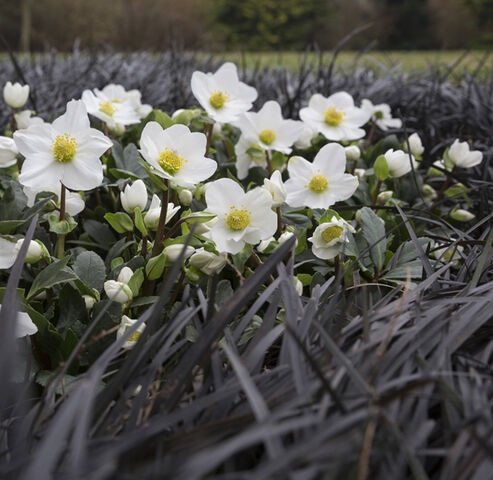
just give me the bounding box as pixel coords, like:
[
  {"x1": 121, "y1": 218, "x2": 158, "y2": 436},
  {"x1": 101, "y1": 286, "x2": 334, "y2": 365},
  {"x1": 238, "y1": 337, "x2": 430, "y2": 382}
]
[
  {"x1": 263, "y1": 170, "x2": 286, "y2": 207},
  {"x1": 0, "y1": 137, "x2": 18, "y2": 168},
  {"x1": 447, "y1": 139, "x2": 483, "y2": 168},
  {"x1": 299, "y1": 92, "x2": 371, "y2": 141},
  {"x1": 139, "y1": 122, "x2": 217, "y2": 188},
  {"x1": 120, "y1": 179, "x2": 148, "y2": 213},
  {"x1": 204, "y1": 178, "x2": 277, "y2": 254},
  {"x1": 191, "y1": 62, "x2": 257, "y2": 123},
  {"x1": 0, "y1": 237, "x2": 44, "y2": 269},
  {"x1": 144, "y1": 194, "x2": 180, "y2": 230},
  {"x1": 117, "y1": 315, "x2": 146, "y2": 350},
  {"x1": 0, "y1": 305, "x2": 38, "y2": 338},
  {"x1": 309, "y1": 216, "x2": 355, "y2": 260},
  {"x1": 234, "y1": 134, "x2": 267, "y2": 180},
  {"x1": 14, "y1": 100, "x2": 112, "y2": 191},
  {"x1": 361, "y1": 99, "x2": 402, "y2": 131},
  {"x1": 235, "y1": 100, "x2": 304, "y2": 154},
  {"x1": 3, "y1": 82, "x2": 29, "y2": 109},
  {"x1": 285, "y1": 143, "x2": 358, "y2": 209},
  {"x1": 383, "y1": 149, "x2": 417, "y2": 178}
]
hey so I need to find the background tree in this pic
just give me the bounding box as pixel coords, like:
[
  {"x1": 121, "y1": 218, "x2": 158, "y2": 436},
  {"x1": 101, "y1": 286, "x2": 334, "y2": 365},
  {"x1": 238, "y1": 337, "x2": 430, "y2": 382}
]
[{"x1": 463, "y1": 0, "x2": 493, "y2": 46}]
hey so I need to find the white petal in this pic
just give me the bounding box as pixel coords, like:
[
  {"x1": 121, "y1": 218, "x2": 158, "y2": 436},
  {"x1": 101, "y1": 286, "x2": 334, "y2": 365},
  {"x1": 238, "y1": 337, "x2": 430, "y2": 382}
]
[
  {"x1": 0, "y1": 238, "x2": 17, "y2": 269},
  {"x1": 52, "y1": 100, "x2": 90, "y2": 136}
]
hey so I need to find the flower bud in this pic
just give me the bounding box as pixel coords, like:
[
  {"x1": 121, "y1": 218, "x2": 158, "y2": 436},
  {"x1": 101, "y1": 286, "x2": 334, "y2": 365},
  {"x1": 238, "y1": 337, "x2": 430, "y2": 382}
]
[
  {"x1": 109, "y1": 123, "x2": 126, "y2": 136},
  {"x1": 189, "y1": 247, "x2": 227, "y2": 275},
  {"x1": 257, "y1": 236, "x2": 275, "y2": 253},
  {"x1": 278, "y1": 231, "x2": 298, "y2": 248},
  {"x1": 117, "y1": 315, "x2": 146, "y2": 350},
  {"x1": 384, "y1": 149, "x2": 417, "y2": 178},
  {"x1": 344, "y1": 145, "x2": 361, "y2": 162},
  {"x1": 120, "y1": 180, "x2": 147, "y2": 213},
  {"x1": 163, "y1": 244, "x2": 195, "y2": 262},
  {"x1": 3, "y1": 81, "x2": 29, "y2": 109},
  {"x1": 354, "y1": 168, "x2": 366, "y2": 180},
  {"x1": 14, "y1": 239, "x2": 43, "y2": 264},
  {"x1": 104, "y1": 280, "x2": 133, "y2": 304},
  {"x1": 15, "y1": 110, "x2": 44, "y2": 130},
  {"x1": 407, "y1": 133, "x2": 424, "y2": 157},
  {"x1": 377, "y1": 190, "x2": 393, "y2": 202},
  {"x1": 212, "y1": 122, "x2": 222, "y2": 137},
  {"x1": 179, "y1": 189, "x2": 193, "y2": 205},
  {"x1": 422, "y1": 184, "x2": 437, "y2": 200},
  {"x1": 450, "y1": 209, "x2": 475, "y2": 222},
  {"x1": 263, "y1": 170, "x2": 286, "y2": 207},
  {"x1": 117, "y1": 266, "x2": 134, "y2": 284},
  {"x1": 0, "y1": 136, "x2": 18, "y2": 168},
  {"x1": 144, "y1": 194, "x2": 180, "y2": 230},
  {"x1": 83, "y1": 295, "x2": 97, "y2": 310},
  {"x1": 293, "y1": 277, "x2": 303, "y2": 296}
]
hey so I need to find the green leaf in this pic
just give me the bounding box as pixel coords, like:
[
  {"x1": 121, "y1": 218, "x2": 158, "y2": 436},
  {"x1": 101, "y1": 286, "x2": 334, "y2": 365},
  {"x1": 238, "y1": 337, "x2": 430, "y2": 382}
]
[
  {"x1": 131, "y1": 296, "x2": 159, "y2": 307},
  {"x1": 111, "y1": 141, "x2": 148, "y2": 178},
  {"x1": 318, "y1": 209, "x2": 341, "y2": 225},
  {"x1": 145, "y1": 252, "x2": 166, "y2": 280},
  {"x1": 28, "y1": 256, "x2": 78, "y2": 300},
  {"x1": 104, "y1": 212, "x2": 133, "y2": 233},
  {"x1": 127, "y1": 267, "x2": 144, "y2": 297},
  {"x1": 111, "y1": 257, "x2": 125, "y2": 270},
  {"x1": 73, "y1": 251, "x2": 106, "y2": 292},
  {"x1": 0, "y1": 219, "x2": 26, "y2": 234},
  {"x1": 150, "y1": 109, "x2": 174, "y2": 130},
  {"x1": 232, "y1": 244, "x2": 253, "y2": 272},
  {"x1": 47, "y1": 212, "x2": 77, "y2": 235},
  {"x1": 83, "y1": 219, "x2": 116, "y2": 249},
  {"x1": 215, "y1": 279, "x2": 234, "y2": 309},
  {"x1": 359, "y1": 207, "x2": 388, "y2": 273},
  {"x1": 373, "y1": 154, "x2": 389, "y2": 181},
  {"x1": 57, "y1": 284, "x2": 86, "y2": 335},
  {"x1": 133, "y1": 207, "x2": 148, "y2": 237}
]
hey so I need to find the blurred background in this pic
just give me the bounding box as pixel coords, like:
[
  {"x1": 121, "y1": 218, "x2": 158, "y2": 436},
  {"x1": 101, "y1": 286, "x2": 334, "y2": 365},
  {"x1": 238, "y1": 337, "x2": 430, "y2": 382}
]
[{"x1": 0, "y1": 0, "x2": 492, "y2": 53}]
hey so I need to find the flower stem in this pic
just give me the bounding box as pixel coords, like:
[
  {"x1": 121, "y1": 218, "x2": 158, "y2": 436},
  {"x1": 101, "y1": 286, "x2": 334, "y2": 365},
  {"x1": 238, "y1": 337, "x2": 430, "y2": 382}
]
[
  {"x1": 371, "y1": 179, "x2": 382, "y2": 206},
  {"x1": 150, "y1": 180, "x2": 169, "y2": 258},
  {"x1": 57, "y1": 183, "x2": 67, "y2": 259},
  {"x1": 205, "y1": 123, "x2": 213, "y2": 156},
  {"x1": 265, "y1": 150, "x2": 273, "y2": 175},
  {"x1": 276, "y1": 207, "x2": 283, "y2": 236},
  {"x1": 367, "y1": 122, "x2": 377, "y2": 144},
  {"x1": 11, "y1": 107, "x2": 17, "y2": 132}
]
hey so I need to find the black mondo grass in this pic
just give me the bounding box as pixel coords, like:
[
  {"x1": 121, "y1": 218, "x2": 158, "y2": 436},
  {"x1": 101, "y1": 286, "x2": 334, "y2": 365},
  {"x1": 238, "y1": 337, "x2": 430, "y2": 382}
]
[{"x1": 0, "y1": 46, "x2": 493, "y2": 480}]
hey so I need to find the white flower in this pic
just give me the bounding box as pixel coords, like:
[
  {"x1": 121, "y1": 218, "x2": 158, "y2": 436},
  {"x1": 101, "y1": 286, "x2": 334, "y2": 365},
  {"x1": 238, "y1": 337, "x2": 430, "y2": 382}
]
[
  {"x1": 118, "y1": 266, "x2": 134, "y2": 284},
  {"x1": 104, "y1": 280, "x2": 133, "y2": 304},
  {"x1": 179, "y1": 189, "x2": 193, "y2": 205},
  {"x1": 3, "y1": 82, "x2": 29, "y2": 109},
  {"x1": 294, "y1": 122, "x2": 317, "y2": 149},
  {"x1": 15, "y1": 110, "x2": 44, "y2": 130},
  {"x1": 407, "y1": 133, "x2": 424, "y2": 157},
  {"x1": 83, "y1": 295, "x2": 97, "y2": 310},
  {"x1": 308, "y1": 216, "x2": 355, "y2": 260},
  {"x1": 263, "y1": 170, "x2": 286, "y2": 207},
  {"x1": 14, "y1": 239, "x2": 43, "y2": 264},
  {"x1": 14, "y1": 100, "x2": 112, "y2": 191},
  {"x1": 144, "y1": 194, "x2": 180, "y2": 230},
  {"x1": 163, "y1": 244, "x2": 195, "y2": 262},
  {"x1": 293, "y1": 277, "x2": 303, "y2": 296},
  {"x1": 0, "y1": 305, "x2": 38, "y2": 338},
  {"x1": 0, "y1": 237, "x2": 18, "y2": 269},
  {"x1": 285, "y1": 143, "x2": 358, "y2": 209},
  {"x1": 121, "y1": 179, "x2": 147, "y2": 213},
  {"x1": 234, "y1": 134, "x2": 267, "y2": 180},
  {"x1": 139, "y1": 122, "x2": 217, "y2": 188},
  {"x1": 204, "y1": 178, "x2": 277, "y2": 254},
  {"x1": 448, "y1": 139, "x2": 482, "y2": 168},
  {"x1": 191, "y1": 62, "x2": 257, "y2": 123},
  {"x1": 450, "y1": 209, "x2": 475, "y2": 222},
  {"x1": 194, "y1": 216, "x2": 218, "y2": 235},
  {"x1": 81, "y1": 85, "x2": 141, "y2": 129},
  {"x1": 361, "y1": 99, "x2": 402, "y2": 131},
  {"x1": 0, "y1": 237, "x2": 45, "y2": 269},
  {"x1": 354, "y1": 168, "x2": 366, "y2": 180},
  {"x1": 432, "y1": 243, "x2": 463, "y2": 267},
  {"x1": 235, "y1": 101, "x2": 304, "y2": 154},
  {"x1": 0, "y1": 136, "x2": 18, "y2": 168},
  {"x1": 299, "y1": 92, "x2": 371, "y2": 141},
  {"x1": 24, "y1": 184, "x2": 85, "y2": 216},
  {"x1": 344, "y1": 145, "x2": 361, "y2": 162},
  {"x1": 189, "y1": 247, "x2": 227, "y2": 275},
  {"x1": 278, "y1": 231, "x2": 297, "y2": 248},
  {"x1": 117, "y1": 315, "x2": 146, "y2": 350},
  {"x1": 257, "y1": 236, "x2": 275, "y2": 253},
  {"x1": 383, "y1": 149, "x2": 417, "y2": 178},
  {"x1": 121, "y1": 87, "x2": 152, "y2": 119}
]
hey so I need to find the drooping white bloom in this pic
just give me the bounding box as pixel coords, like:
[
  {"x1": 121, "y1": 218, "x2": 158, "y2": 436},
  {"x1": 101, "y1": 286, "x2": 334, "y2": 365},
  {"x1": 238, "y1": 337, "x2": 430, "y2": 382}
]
[
  {"x1": 121, "y1": 179, "x2": 148, "y2": 213},
  {"x1": 116, "y1": 315, "x2": 146, "y2": 350},
  {"x1": 361, "y1": 99, "x2": 402, "y2": 131},
  {"x1": 448, "y1": 139, "x2": 483, "y2": 168},
  {"x1": 143, "y1": 194, "x2": 180, "y2": 230},
  {"x1": 83, "y1": 295, "x2": 97, "y2": 310},
  {"x1": 15, "y1": 100, "x2": 112, "y2": 191},
  {"x1": 234, "y1": 134, "x2": 267, "y2": 180},
  {"x1": 104, "y1": 267, "x2": 134, "y2": 304},
  {"x1": 163, "y1": 244, "x2": 195, "y2": 262},
  {"x1": 15, "y1": 110, "x2": 44, "y2": 130},
  {"x1": 3, "y1": 82, "x2": 29, "y2": 109},
  {"x1": 191, "y1": 62, "x2": 257, "y2": 123},
  {"x1": 344, "y1": 145, "x2": 361, "y2": 162},
  {"x1": 235, "y1": 101, "x2": 304, "y2": 154},
  {"x1": 263, "y1": 170, "x2": 286, "y2": 207},
  {"x1": 14, "y1": 239, "x2": 43, "y2": 264},
  {"x1": 81, "y1": 85, "x2": 141, "y2": 130},
  {"x1": 308, "y1": 216, "x2": 355, "y2": 260},
  {"x1": 139, "y1": 122, "x2": 217, "y2": 188},
  {"x1": 0, "y1": 305, "x2": 38, "y2": 338},
  {"x1": 193, "y1": 216, "x2": 218, "y2": 235},
  {"x1": 24, "y1": 184, "x2": 85, "y2": 216},
  {"x1": 189, "y1": 247, "x2": 227, "y2": 275},
  {"x1": 117, "y1": 266, "x2": 134, "y2": 285},
  {"x1": 450, "y1": 209, "x2": 475, "y2": 222},
  {"x1": 0, "y1": 137, "x2": 18, "y2": 168},
  {"x1": 0, "y1": 237, "x2": 44, "y2": 269},
  {"x1": 179, "y1": 189, "x2": 193, "y2": 205},
  {"x1": 204, "y1": 178, "x2": 277, "y2": 254},
  {"x1": 294, "y1": 122, "x2": 317, "y2": 149},
  {"x1": 257, "y1": 236, "x2": 276, "y2": 253},
  {"x1": 293, "y1": 277, "x2": 303, "y2": 296},
  {"x1": 407, "y1": 133, "x2": 424, "y2": 157},
  {"x1": 278, "y1": 231, "x2": 298, "y2": 248},
  {"x1": 383, "y1": 149, "x2": 417, "y2": 178},
  {"x1": 299, "y1": 92, "x2": 371, "y2": 141},
  {"x1": 285, "y1": 143, "x2": 358, "y2": 209}
]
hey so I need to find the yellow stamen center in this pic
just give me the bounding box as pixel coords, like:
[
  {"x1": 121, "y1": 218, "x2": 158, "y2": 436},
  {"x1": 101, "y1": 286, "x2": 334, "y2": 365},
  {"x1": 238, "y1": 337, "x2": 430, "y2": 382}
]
[
  {"x1": 322, "y1": 225, "x2": 343, "y2": 243},
  {"x1": 158, "y1": 148, "x2": 186, "y2": 175},
  {"x1": 324, "y1": 106, "x2": 345, "y2": 126},
  {"x1": 209, "y1": 91, "x2": 228, "y2": 109},
  {"x1": 99, "y1": 101, "x2": 117, "y2": 117},
  {"x1": 51, "y1": 133, "x2": 77, "y2": 163},
  {"x1": 226, "y1": 207, "x2": 251, "y2": 231},
  {"x1": 124, "y1": 326, "x2": 141, "y2": 343},
  {"x1": 443, "y1": 249, "x2": 454, "y2": 261},
  {"x1": 259, "y1": 129, "x2": 276, "y2": 145},
  {"x1": 308, "y1": 174, "x2": 328, "y2": 192}
]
